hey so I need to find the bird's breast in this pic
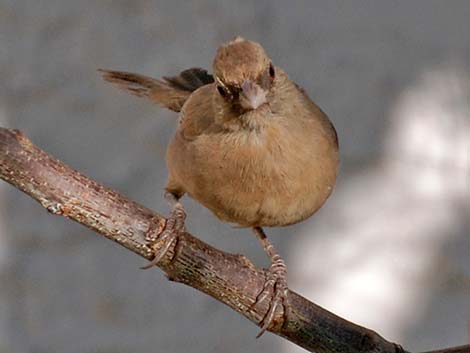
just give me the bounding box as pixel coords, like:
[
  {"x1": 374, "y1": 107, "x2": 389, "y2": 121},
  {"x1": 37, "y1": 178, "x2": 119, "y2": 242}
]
[{"x1": 176, "y1": 119, "x2": 338, "y2": 227}]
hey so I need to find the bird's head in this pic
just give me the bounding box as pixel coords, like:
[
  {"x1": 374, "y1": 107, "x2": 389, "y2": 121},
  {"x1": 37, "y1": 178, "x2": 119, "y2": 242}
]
[{"x1": 213, "y1": 37, "x2": 275, "y2": 113}]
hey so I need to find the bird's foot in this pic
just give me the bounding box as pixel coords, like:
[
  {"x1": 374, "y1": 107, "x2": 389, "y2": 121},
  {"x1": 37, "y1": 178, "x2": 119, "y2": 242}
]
[
  {"x1": 141, "y1": 194, "x2": 186, "y2": 269},
  {"x1": 254, "y1": 254, "x2": 290, "y2": 337}
]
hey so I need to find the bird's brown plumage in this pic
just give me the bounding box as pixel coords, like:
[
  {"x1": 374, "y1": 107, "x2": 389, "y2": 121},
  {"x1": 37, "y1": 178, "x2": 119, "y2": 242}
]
[
  {"x1": 101, "y1": 37, "x2": 339, "y2": 228},
  {"x1": 167, "y1": 69, "x2": 338, "y2": 227}
]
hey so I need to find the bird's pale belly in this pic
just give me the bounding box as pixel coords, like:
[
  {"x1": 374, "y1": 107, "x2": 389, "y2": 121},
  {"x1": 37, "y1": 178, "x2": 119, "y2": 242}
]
[
  {"x1": 201, "y1": 176, "x2": 333, "y2": 227},
  {"x1": 187, "y1": 147, "x2": 336, "y2": 227}
]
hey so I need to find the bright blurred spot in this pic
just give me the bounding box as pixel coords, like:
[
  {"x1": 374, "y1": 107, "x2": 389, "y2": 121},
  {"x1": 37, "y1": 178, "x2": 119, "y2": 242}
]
[{"x1": 385, "y1": 67, "x2": 470, "y2": 198}]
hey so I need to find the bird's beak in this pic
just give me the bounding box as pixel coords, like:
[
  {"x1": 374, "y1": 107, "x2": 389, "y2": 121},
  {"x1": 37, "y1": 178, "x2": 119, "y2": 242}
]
[{"x1": 240, "y1": 80, "x2": 267, "y2": 110}]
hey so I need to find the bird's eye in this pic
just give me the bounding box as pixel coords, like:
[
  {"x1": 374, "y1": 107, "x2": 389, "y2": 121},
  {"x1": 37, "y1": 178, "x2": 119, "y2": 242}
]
[
  {"x1": 269, "y1": 63, "x2": 275, "y2": 79},
  {"x1": 217, "y1": 85, "x2": 228, "y2": 97}
]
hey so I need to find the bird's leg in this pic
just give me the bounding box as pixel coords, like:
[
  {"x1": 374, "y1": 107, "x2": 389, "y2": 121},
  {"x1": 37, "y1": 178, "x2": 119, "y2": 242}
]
[
  {"x1": 141, "y1": 191, "x2": 186, "y2": 269},
  {"x1": 252, "y1": 226, "x2": 290, "y2": 337}
]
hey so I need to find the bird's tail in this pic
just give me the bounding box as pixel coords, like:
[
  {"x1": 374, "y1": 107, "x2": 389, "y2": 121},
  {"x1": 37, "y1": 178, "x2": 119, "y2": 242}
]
[{"x1": 99, "y1": 68, "x2": 214, "y2": 112}]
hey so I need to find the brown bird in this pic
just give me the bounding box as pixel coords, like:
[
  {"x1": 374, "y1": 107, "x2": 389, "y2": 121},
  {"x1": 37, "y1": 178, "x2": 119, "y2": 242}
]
[{"x1": 99, "y1": 36, "x2": 339, "y2": 336}]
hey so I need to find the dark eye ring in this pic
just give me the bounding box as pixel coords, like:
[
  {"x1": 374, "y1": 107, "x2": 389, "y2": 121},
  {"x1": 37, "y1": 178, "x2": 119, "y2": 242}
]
[
  {"x1": 217, "y1": 85, "x2": 227, "y2": 97},
  {"x1": 269, "y1": 63, "x2": 275, "y2": 78}
]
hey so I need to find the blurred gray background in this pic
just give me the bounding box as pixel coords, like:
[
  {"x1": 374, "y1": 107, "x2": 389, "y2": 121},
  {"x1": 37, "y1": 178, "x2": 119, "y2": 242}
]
[{"x1": 1, "y1": 1, "x2": 469, "y2": 353}]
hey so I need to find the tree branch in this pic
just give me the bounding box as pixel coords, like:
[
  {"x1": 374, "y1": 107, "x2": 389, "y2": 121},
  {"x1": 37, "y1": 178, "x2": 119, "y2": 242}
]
[{"x1": 0, "y1": 128, "x2": 467, "y2": 353}]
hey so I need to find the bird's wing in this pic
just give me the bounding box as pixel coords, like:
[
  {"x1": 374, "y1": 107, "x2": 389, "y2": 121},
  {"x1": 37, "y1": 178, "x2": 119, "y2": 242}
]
[
  {"x1": 99, "y1": 68, "x2": 214, "y2": 112},
  {"x1": 177, "y1": 84, "x2": 217, "y2": 141}
]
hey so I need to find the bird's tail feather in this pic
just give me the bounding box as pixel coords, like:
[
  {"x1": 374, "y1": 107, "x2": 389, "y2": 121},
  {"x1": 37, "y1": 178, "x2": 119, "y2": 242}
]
[{"x1": 99, "y1": 68, "x2": 214, "y2": 112}]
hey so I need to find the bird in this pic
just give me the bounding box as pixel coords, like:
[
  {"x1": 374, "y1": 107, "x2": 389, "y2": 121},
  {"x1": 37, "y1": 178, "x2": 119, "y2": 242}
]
[{"x1": 99, "y1": 36, "x2": 339, "y2": 336}]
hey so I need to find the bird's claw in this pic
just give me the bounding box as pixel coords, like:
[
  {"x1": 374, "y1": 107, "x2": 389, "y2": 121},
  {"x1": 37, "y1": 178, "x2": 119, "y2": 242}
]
[
  {"x1": 141, "y1": 201, "x2": 186, "y2": 269},
  {"x1": 253, "y1": 255, "x2": 290, "y2": 338}
]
